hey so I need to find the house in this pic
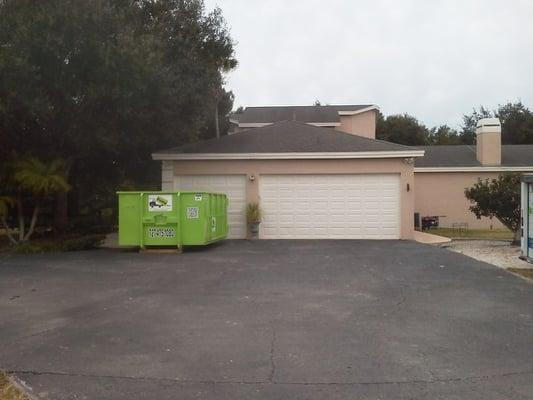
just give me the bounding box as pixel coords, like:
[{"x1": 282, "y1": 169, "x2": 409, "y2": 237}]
[
  {"x1": 228, "y1": 105, "x2": 378, "y2": 138},
  {"x1": 152, "y1": 105, "x2": 533, "y2": 239},
  {"x1": 415, "y1": 118, "x2": 533, "y2": 229}
]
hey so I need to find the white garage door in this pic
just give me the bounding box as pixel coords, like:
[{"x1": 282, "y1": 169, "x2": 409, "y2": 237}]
[
  {"x1": 174, "y1": 175, "x2": 246, "y2": 239},
  {"x1": 260, "y1": 174, "x2": 400, "y2": 239}
]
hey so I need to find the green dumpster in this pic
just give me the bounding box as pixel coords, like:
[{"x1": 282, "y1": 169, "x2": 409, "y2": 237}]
[{"x1": 117, "y1": 191, "x2": 228, "y2": 249}]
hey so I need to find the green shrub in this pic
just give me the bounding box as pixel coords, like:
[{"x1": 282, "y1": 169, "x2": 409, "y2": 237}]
[
  {"x1": 11, "y1": 234, "x2": 105, "y2": 254},
  {"x1": 246, "y1": 202, "x2": 262, "y2": 223}
]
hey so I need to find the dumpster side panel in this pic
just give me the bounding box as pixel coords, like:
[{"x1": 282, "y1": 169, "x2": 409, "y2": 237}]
[
  {"x1": 142, "y1": 192, "x2": 180, "y2": 247},
  {"x1": 209, "y1": 193, "x2": 228, "y2": 241},
  {"x1": 118, "y1": 193, "x2": 141, "y2": 246},
  {"x1": 180, "y1": 192, "x2": 208, "y2": 245}
]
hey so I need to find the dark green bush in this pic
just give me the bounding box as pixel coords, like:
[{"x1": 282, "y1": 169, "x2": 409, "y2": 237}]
[{"x1": 11, "y1": 234, "x2": 105, "y2": 254}]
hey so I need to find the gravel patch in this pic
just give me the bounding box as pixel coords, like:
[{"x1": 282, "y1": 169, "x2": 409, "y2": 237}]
[{"x1": 442, "y1": 240, "x2": 532, "y2": 270}]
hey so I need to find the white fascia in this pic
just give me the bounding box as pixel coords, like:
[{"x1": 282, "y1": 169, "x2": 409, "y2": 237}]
[
  {"x1": 237, "y1": 122, "x2": 273, "y2": 128},
  {"x1": 337, "y1": 105, "x2": 380, "y2": 116},
  {"x1": 238, "y1": 122, "x2": 340, "y2": 128},
  {"x1": 152, "y1": 150, "x2": 425, "y2": 161},
  {"x1": 307, "y1": 122, "x2": 341, "y2": 127},
  {"x1": 414, "y1": 166, "x2": 533, "y2": 173}
]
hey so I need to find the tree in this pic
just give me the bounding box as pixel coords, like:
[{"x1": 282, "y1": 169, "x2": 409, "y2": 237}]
[
  {"x1": 495, "y1": 101, "x2": 533, "y2": 144},
  {"x1": 376, "y1": 113, "x2": 430, "y2": 145},
  {"x1": 200, "y1": 88, "x2": 234, "y2": 140},
  {"x1": 464, "y1": 173, "x2": 522, "y2": 244},
  {"x1": 460, "y1": 102, "x2": 533, "y2": 144},
  {"x1": 1, "y1": 156, "x2": 70, "y2": 243},
  {"x1": 460, "y1": 106, "x2": 492, "y2": 144},
  {"x1": 428, "y1": 125, "x2": 462, "y2": 145},
  {"x1": 0, "y1": 0, "x2": 237, "y2": 231}
]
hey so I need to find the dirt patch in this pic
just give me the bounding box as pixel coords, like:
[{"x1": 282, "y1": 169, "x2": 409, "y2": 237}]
[
  {"x1": 442, "y1": 240, "x2": 531, "y2": 270},
  {"x1": 507, "y1": 268, "x2": 533, "y2": 280},
  {"x1": 0, "y1": 373, "x2": 31, "y2": 400}
]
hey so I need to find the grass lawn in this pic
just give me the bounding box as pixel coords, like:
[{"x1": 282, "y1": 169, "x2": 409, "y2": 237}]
[
  {"x1": 507, "y1": 268, "x2": 533, "y2": 280},
  {"x1": 0, "y1": 373, "x2": 29, "y2": 400},
  {"x1": 426, "y1": 227, "x2": 513, "y2": 240}
]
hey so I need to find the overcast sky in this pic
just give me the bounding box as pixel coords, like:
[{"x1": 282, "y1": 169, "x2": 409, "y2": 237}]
[{"x1": 204, "y1": 0, "x2": 533, "y2": 129}]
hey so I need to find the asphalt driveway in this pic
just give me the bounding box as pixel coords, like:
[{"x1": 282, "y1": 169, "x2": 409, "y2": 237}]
[{"x1": 1, "y1": 240, "x2": 532, "y2": 399}]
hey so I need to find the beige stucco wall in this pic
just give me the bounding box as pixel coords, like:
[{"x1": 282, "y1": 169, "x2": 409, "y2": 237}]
[
  {"x1": 164, "y1": 158, "x2": 415, "y2": 239},
  {"x1": 476, "y1": 132, "x2": 501, "y2": 165},
  {"x1": 414, "y1": 172, "x2": 505, "y2": 229},
  {"x1": 336, "y1": 111, "x2": 376, "y2": 139}
]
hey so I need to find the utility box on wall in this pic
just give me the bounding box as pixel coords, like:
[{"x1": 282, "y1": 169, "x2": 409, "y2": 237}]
[
  {"x1": 117, "y1": 191, "x2": 228, "y2": 249},
  {"x1": 521, "y1": 175, "x2": 533, "y2": 263}
]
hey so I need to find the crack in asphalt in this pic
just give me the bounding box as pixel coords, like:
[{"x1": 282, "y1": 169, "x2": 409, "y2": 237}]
[
  {"x1": 8, "y1": 369, "x2": 533, "y2": 387},
  {"x1": 395, "y1": 286, "x2": 406, "y2": 310},
  {"x1": 417, "y1": 348, "x2": 436, "y2": 381},
  {"x1": 268, "y1": 324, "x2": 276, "y2": 383}
]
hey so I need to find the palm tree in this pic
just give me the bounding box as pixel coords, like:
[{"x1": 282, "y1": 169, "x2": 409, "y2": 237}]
[{"x1": 1, "y1": 157, "x2": 70, "y2": 243}]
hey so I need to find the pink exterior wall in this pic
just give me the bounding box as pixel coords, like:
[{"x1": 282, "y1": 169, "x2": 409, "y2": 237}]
[
  {"x1": 166, "y1": 158, "x2": 416, "y2": 239},
  {"x1": 414, "y1": 172, "x2": 505, "y2": 229},
  {"x1": 336, "y1": 111, "x2": 376, "y2": 139}
]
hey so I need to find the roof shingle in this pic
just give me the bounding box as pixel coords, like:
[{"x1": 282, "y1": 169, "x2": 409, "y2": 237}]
[
  {"x1": 415, "y1": 145, "x2": 533, "y2": 167},
  {"x1": 237, "y1": 105, "x2": 375, "y2": 124},
  {"x1": 156, "y1": 120, "x2": 415, "y2": 154}
]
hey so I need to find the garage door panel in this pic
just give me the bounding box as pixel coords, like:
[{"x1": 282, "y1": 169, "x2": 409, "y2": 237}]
[
  {"x1": 260, "y1": 174, "x2": 400, "y2": 239},
  {"x1": 174, "y1": 175, "x2": 246, "y2": 239}
]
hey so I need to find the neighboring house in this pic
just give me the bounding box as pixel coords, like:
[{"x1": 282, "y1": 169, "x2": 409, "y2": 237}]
[
  {"x1": 415, "y1": 119, "x2": 533, "y2": 229},
  {"x1": 153, "y1": 105, "x2": 533, "y2": 239},
  {"x1": 229, "y1": 104, "x2": 378, "y2": 138}
]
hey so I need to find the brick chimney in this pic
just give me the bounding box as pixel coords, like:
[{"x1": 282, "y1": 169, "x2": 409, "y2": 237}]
[{"x1": 476, "y1": 118, "x2": 501, "y2": 166}]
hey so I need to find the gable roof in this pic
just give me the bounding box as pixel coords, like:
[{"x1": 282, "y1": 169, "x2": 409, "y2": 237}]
[
  {"x1": 153, "y1": 121, "x2": 424, "y2": 160},
  {"x1": 415, "y1": 145, "x2": 533, "y2": 169},
  {"x1": 234, "y1": 105, "x2": 376, "y2": 124}
]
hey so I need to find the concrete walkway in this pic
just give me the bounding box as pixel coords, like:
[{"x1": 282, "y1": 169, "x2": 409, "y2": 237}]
[{"x1": 413, "y1": 230, "x2": 452, "y2": 244}]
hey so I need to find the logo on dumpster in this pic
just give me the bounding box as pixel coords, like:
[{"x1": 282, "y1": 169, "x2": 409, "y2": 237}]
[
  {"x1": 148, "y1": 227, "x2": 175, "y2": 238},
  {"x1": 148, "y1": 194, "x2": 172, "y2": 212}
]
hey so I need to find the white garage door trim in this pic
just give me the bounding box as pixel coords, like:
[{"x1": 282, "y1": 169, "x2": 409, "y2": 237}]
[
  {"x1": 173, "y1": 175, "x2": 247, "y2": 239},
  {"x1": 260, "y1": 174, "x2": 401, "y2": 239}
]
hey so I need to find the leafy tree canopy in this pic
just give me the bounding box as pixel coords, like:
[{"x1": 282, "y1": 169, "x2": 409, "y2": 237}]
[
  {"x1": 464, "y1": 173, "x2": 522, "y2": 243},
  {"x1": 460, "y1": 101, "x2": 533, "y2": 145},
  {"x1": 376, "y1": 113, "x2": 430, "y2": 146},
  {"x1": 0, "y1": 0, "x2": 236, "y2": 229}
]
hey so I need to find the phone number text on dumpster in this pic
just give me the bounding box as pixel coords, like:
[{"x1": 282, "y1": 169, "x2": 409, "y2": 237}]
[{"x1": 147, "y1": 227, "x2": 175, "y2": 238}]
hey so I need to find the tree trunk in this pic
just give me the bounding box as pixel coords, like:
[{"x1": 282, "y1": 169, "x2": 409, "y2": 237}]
[
  {"x1": 54, "y1": 191, "x2": 68, "y2": 234},
  {"x1": 215, "y1": 101, "x2": 220, "y2": 139},
  {"x1": 23, "y1": 205, "x2": 40, "y2": 242},
  {"x1": 54, "y1": 161, "x2": 72, "y2": 234},
  {"x1": 1, "y1": 216, "x2": 18, "y2": 245},
  {"x1": 17, "y1": 196, "x2": 24, "y2": 242}
]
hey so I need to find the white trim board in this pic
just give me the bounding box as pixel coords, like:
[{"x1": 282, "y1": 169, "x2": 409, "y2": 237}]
[
  {"x1": 153, "y1": 150, "x2": 425, "y2": 161},
  {"x1": 238, "y1": 122, "x2": 273, "y2": 128},
  {"x1": 415, "y1": 166, "x2": 533, "y2": 173},
  {"x1": 307, "y1": 122, "x2": 341, "y2": 127},
  {"x1": 237, "y1": 122, "x2": 340, "y2": 128},
  {"x1": 337, "y1": 105, "x2": 379, "y2": 116}
]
